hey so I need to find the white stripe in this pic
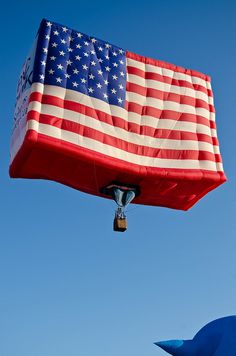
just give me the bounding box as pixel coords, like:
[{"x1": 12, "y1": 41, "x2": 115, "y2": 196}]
[
  {"x1": 27, "y1": 119, "x2": 223, "y2": 172},
  {"x1": 27, "y1": 102, "x2": 220, "y2": 154},
  {"x1": 127, "y1": 58, "x2": 211, "y2": 88},
  {"x1": 128, "y1": 112, "x2": 217, "y2": 137},
  {"x1": 127, "y1": 73, "x2": 214, "y2": 107},
  {"x1": 126, "y1": 91, "x2": 214, "y2": 121}
]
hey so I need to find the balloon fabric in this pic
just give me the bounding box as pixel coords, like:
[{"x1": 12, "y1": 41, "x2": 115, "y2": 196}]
[
  {"x1": 155, "y1": 316, "x2": 236, "y2": 356},
  {"x1": 10, "y1": 19, "x2": 226, "y2": 210}
]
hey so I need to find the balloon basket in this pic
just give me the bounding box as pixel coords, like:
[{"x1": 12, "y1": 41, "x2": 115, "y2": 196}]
[{"x1": 113, "y1": 216, "x2": 127, "y2": 232}]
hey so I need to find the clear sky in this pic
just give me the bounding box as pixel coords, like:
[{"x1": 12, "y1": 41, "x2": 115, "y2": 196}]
[{"x1": 0, "y1": 1, "x2": 236, "y2": 355}]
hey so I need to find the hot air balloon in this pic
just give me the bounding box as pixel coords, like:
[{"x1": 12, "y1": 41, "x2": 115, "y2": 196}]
[
  {"x1": 10, "y1": 19, "x2": 226, "y2": 231},
  {"x1": 155, "y1": 315, "x2": 236, "y2": 355}
]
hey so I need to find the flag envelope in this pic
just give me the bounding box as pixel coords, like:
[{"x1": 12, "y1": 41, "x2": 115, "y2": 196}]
[{"x1": 9, "y1": 19, "x2": 226, "y2": 210}]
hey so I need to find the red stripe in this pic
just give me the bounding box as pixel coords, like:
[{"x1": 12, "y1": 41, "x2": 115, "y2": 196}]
[
  {"x1": 127, "y1": 66, "x2": 213, "y2": 97},
  {"x1": 29, "y1": 91, "x2": 218, "y2": 145},
  {"x1": 27, "y1": 109, "x2": 221, "y2": 163},
  {"x1": 127, "y1": 51, "x2": 211, "y2": 82},
  {"x1": 127, "y1": 82, "x2": 215, "y2": 112},
  {"x1": 126, "y1": 101, "x2": 216, "y2": 130}
]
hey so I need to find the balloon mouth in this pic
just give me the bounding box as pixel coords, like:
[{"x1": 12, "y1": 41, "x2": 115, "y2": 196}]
[{"x1": 101, "y1": 181, "x2": 140, "y2": 198}]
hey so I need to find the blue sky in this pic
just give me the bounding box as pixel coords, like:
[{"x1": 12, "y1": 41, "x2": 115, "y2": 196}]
[{"x1": 0, "y1": 1, "x2": 236, "y2": 355}]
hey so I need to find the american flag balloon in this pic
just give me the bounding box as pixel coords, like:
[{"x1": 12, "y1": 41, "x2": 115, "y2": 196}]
[{"x1": 10, "y1": 19, "x2": 226, "y2": 211}]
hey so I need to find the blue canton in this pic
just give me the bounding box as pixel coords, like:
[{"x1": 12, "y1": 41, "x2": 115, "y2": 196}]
[{"x1": 33, "y1": 19, "x2": 126, "y2": 108}]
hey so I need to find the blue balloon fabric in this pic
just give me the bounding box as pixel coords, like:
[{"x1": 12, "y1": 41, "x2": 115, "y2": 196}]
[{"x1": 155, "y1": 316, "x2": 236, "y2": 355}]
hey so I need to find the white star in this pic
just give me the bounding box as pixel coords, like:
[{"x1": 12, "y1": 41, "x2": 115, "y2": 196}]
[
  {"x1": 105, "y1": 55, "x2": 110, "y2": 60},
  {"x1": 77, "y1": 32, "x2": 83, "y2": 38},
  {"x1": 91, "y1": 38, "x2": 97, "y2": 43},
  {"x1": 120, "y1": 71, "x2": 125, "y2": 77},
  {"x1": 89, "y1": 74, "x2": 95, "y2": 80},
  {"x1": 41, "y1": 60, "x2": 46, "y2": 66},
  {"x1": 111, "y1": 88, "x2": 117, "y2": 94},
  {"x1": 43, "y1": 47, "x2": 48, "y2": 53},
  {"x1": 68, "y1": 48, "x2": 73, "y2": 52},
  {"x1": 73, "y1": 68, "x2": 79, "y2": 74},
  {"x1": 118, "y1": 98, "x2": 123, "y2": 103},
  {"x1": 90, "y1": 61, "x2": 96, "y2": 66},
  {"x1": 83, "y1": 52, "x2": 89, "y2": 57},
  {"x1": 76, "y1": 44, "x2": 82, "y2": 49},
  {"x1": 66, "y1": 60, "x2": 73, "y2": 65},
  {"x1": 39, "y1": 74, "x2": 45, "y2": 80},
  {"x1": 104, "y1": 79, "x2": 109, "y2": 85},
  {"x1": 96, "y1": 83, "x2": 102, "y2": 89},
  {"x1": 112, "y1": 75, "x2": 118, "y2": 80},
  {"x1": 59, "y1": 51, "x2": 65, "y2": 56},
  {"x1": 52, "y1": 42, "x2": 58, "y2": 47},
  {"x1": 56, "y1": 77, "x2": 62, "y2": 83},
  {"x1": 105, "y1": 66, "x2": 111, "y2": 72},
  {"x1": 105, "y1": 43, "x2": 111, "y2": 48},
  {"x1": 81, "y1": 78, "x2": 87, "y2": 83},
  {"x1": 50, "y1": 56, "x2": 56, "y2": 61},
  {"x1": 48, "y1": 69, "x2": 55, "y2": 74},
  {"x1": 68, "y1": 36, "x2": 74, "y2": 42},
  {"x1": 103, "y1": 93, "x2": 108, "y2": 99},
  {"x1": 97, "y1": 69, "x2": 103, "y2": 75},
  {"x1": 62, "y1": 27, "x2": 68, "y2": 32},
  {"x1": 65, "y1": 73, "x2": 71, "y2": 78},
  {"x1": 98, "y1": 58, "x2": 103, "y2": 63},
  {"x1": 75, "y1": 55, "x2": 81, "y2": 61},
  {"x1": 88, "y1": 87, "x2": 94, "y2": 93},
  {"x1": 57, "y1": 64, "x2": 64, "y2": 70},
  {"x1": 112, "y1": 51, "x2": 117, "y2": 56},
  {"x1": 113, "y1": 62, "x2": 118, "y2": 67},
  {"x1": 61, "y1": 39, "x2": 66, "y2": 44},
  {"x1": 90, "y1": 50, "x2": 96, "y2": 55},
  {"x1": 119, "y1": 84, "x2": 124, "y2": 90},
  {"x1": 46, "y1": 21, "x2": 52, "y2": 27},
  {"x1": 119, "y1": 59, "x2": 124, "y2": 65},
  {"x1": 82, "y1": 64, "x2": 88, "y2": 70},
  {"x1": 72, "y1": 81, "x2": 78, "y2": 87},
  {"x1": 98, "y1": 46, "x2": 103, "y2": 51},
  {"x1": 45, "y1": 35, "x2": 50, "y2": 40},
  {"x1": 119, "y1": 49, "x2": 124, "y2": 54},
  {"x1": 53, "y1": 30, "x2": 59, "y2": 36},
  {"x1": 84, "y1": 41, "x2": 89, "y2": 46}
]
